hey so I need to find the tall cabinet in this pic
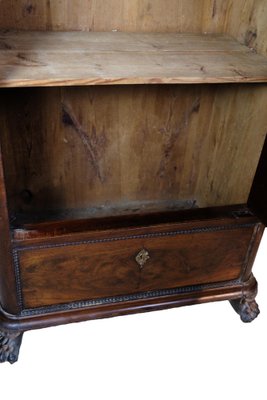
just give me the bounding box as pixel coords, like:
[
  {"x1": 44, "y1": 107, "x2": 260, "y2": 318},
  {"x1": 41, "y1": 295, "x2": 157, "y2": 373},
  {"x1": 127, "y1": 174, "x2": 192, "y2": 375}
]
[{"x1": 1, "y1": 0, "x2": 267, "y2": 363}]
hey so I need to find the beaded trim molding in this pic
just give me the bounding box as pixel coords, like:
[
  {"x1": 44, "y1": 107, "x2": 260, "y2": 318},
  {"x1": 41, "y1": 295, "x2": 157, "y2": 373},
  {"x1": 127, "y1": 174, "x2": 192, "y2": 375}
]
[
  {"x1": 15, "y1": 222, "x2": 256, "y2": 252},
  {"x1": 20, "y1": 278, "x2": 242, "y2": 317}
]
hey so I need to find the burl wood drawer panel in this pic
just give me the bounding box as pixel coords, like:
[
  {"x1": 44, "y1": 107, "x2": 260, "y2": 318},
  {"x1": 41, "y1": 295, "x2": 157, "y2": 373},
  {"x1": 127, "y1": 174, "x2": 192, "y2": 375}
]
[{"x1": 17, "y1": 223, "x2": 256, "y2": 309}]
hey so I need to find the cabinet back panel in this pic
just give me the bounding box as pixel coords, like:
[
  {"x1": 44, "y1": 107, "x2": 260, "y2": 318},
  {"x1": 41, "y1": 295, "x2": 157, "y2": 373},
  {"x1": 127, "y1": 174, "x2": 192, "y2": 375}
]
[
  {"x1": 0, "y1": 1, "x2": 226, "y2": 33},
  {"x1": 0, "y1": 84, "x2": 266, "y2": 221}
]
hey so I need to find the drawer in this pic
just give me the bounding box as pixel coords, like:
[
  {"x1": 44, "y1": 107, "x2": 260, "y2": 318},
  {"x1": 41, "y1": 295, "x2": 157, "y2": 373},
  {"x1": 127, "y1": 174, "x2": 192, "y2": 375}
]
[{"x1": 16, "y1": 221, "x2": 257, "y2": 309}]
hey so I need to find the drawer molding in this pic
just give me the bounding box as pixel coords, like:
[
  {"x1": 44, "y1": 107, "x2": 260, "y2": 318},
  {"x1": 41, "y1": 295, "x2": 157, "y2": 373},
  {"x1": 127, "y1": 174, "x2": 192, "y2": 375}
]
[
  {"x1": 19, "y1": 277, "x2": 242, "y2": 317},
  {"x1": 14, "y1": 222, "x2": 256, "y2": 252}
]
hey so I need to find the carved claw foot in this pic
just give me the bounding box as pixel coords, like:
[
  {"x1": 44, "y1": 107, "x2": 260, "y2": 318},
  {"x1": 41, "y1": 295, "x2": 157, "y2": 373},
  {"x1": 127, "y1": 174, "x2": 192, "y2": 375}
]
[
  {"x1": 230, "y1": 297, "x2": 260, "y2": 323},
  {"x1": 0, "y1": 330, "x2": 23, "y2": 364}
]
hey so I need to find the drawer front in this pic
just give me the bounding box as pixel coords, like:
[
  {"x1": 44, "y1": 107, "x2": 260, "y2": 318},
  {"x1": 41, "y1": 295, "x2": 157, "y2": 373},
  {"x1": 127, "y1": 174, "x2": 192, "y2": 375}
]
[{"x1": 17, "y1": 223, "x2": 257, "y2": 309}]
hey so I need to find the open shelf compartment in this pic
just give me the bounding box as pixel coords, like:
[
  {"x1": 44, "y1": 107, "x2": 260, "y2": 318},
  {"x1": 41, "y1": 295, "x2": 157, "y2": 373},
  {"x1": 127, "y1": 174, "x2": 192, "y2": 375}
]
[{"x1": 1, "y1": 83, "x2": 266, "y2": 237}]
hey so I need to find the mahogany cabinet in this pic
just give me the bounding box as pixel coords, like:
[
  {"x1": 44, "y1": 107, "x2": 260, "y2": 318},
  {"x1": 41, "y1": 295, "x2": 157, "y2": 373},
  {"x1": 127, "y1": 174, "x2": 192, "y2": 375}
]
[{"x1": 1, "y1": 1, "x2": 267, "y2": 363}]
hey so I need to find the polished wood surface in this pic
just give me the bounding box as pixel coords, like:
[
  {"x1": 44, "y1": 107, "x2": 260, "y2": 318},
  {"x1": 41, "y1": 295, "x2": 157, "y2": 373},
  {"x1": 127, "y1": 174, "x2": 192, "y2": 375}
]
[
  {"x1": 15, "y1": 214, "x2": 259, "y2": 309},
  {"x1": 1, "y1": 32, "x2": 267, "y2": 87},
  {"x1": 0, "y1": 144, "x2": 19, "y2": 314},
  {"x1": 0, "y1": 274, "x2": 260, "y2": 330},
  {"x1": 11, "y1": 205, "x2": 253, "y2": 241}
]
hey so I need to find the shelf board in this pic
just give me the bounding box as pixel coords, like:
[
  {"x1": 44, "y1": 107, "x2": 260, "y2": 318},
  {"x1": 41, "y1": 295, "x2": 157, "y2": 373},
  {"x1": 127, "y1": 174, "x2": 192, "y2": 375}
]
[{"x1": 1, "y1": 31, "x2": 267, "y2": 87}]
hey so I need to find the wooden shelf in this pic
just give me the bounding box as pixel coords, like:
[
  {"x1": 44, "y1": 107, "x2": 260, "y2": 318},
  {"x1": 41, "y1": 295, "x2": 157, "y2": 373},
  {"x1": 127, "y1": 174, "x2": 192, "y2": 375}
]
[{"x1": 1, "y1": 31, "x2": 267, "y2": 87}]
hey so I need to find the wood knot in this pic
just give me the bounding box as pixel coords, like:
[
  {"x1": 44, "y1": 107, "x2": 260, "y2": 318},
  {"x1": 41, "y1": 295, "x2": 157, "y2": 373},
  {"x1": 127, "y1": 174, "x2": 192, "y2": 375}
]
[{"x1": 244, "y1": 29, "x2": 257, "y2": 48}]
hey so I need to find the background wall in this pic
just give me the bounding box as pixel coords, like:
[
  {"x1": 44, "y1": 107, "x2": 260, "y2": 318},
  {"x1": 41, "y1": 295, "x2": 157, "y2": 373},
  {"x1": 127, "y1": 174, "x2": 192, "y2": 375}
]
[{"x1": 1, "y1": 230, "x2": 267, "y2": 400}]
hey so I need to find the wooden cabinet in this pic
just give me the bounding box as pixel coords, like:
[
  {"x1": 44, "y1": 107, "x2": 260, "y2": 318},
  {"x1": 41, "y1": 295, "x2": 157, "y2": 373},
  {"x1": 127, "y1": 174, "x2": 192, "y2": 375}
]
[{"x1": 0, "y1": 0, "x2": 267, "y2": 363}]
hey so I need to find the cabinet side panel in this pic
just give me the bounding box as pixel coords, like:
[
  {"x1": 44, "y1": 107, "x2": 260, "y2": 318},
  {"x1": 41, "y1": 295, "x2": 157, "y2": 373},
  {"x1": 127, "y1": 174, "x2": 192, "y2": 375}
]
[
  {"x1": 223, "y1": 0, "x2": 267, "y2": 57},
  {"x1": 0, "y1": 144, "x2": 20, "y2": 314},
  {"x1": 249, "y1": 135, "x2": 267, "y2": 226},
  {"x1": 223, "y1": 0, "x2": 267, "y2": 216}
]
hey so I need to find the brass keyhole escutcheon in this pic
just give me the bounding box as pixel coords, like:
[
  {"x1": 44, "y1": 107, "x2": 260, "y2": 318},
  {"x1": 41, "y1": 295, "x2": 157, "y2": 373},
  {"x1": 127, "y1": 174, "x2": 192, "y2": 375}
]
[{"x1": 135, "y1": 248, "x2": 150, "y2": 269}]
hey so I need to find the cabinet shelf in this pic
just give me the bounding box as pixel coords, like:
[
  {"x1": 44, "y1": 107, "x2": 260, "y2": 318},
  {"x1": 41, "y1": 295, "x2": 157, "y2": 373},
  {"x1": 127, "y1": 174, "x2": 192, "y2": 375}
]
[{"x1": 1, "y1": 31, "x2": 267, "y2": 87}]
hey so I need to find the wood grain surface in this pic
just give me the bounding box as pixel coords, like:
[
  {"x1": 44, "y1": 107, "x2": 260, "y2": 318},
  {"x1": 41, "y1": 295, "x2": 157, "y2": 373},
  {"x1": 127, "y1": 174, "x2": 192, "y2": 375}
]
[
  {"x1": 0, "y1": 1, "x2": 266, "y2": 54},
  {"x1": 0, "y1": 1, "x2": 265, "y2": 50},
  {"x1": 1, "y1": 84, "x2": 266, "y2": 223},
  {"x1": 0, "y1": 0, "x2": 266, "y2": 324},
  {"x1": 1, "y1": 32, "x2": 267, "y2": 87},
  {"x1": 0, "y1": 1, "x2": 267, "y2": 222},
  {"x1": 0, "y1": 144, "x2": 20, "y2": 314},
  {"x1": 0, "y1": 2, "x2": 266, "y2": 365}
]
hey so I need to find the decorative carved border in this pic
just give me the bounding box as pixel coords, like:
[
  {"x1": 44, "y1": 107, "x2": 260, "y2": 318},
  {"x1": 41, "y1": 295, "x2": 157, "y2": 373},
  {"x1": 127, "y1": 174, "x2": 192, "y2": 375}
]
[
  {"x1": 12, "y1": 221, "x2": 256, "y2": 315},
  {"x1": 20, "y1": 278, "x2": 242, "y2": 317},
  {"x1": 12, "y1": 250, "x2": 24, "y2": 311}
]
